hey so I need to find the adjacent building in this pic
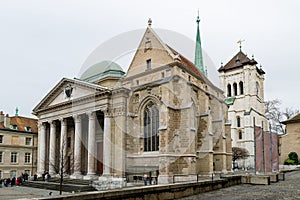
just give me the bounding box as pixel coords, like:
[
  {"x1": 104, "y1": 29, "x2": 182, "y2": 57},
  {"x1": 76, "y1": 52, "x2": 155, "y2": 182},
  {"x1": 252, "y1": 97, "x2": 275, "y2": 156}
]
[
  {"x1": 218, "y1": 49, "x2": 269, "y2": 169},
  {"x1": 279, "y1": 113, "x2": 300, "y2": 164},
  {"x1": 0, "y1": 110, "x2": 38, "y2": 179},
  {"x1": 33, "y1": 19, "x2": 232, "y2": 185}
]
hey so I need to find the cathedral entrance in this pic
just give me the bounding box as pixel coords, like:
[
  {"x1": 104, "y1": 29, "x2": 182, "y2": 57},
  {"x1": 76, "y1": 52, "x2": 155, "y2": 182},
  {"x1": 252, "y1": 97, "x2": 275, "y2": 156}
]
[{"x1": 97, "y1": 142, "x2": 103, "y2": 175}]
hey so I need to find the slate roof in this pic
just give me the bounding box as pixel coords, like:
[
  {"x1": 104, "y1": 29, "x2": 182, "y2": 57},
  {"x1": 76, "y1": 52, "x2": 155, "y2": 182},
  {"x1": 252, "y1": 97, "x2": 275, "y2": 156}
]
[
  {"x1": 281, "y1": 113, "x2": 300, "y2": 124},
  {"x1": 218, "y1": 51, "x2": 265, "y2": 75}
]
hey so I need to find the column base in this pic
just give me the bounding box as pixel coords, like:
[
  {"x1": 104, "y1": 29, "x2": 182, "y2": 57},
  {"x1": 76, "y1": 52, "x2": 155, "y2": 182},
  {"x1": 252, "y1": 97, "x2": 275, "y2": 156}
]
[
  {"x1": 70, "y1": 174, "x2": 83, "y2": 179},
  {"x1": 83, "y1": 174, "x2": 98, "y2": 180}
]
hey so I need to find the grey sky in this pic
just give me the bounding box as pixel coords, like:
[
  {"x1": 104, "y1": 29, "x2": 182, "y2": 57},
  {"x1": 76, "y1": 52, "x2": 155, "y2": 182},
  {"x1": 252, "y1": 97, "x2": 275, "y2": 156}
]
[{"x1": 0, "y1": 0, "x2": 299, "y2": 118}]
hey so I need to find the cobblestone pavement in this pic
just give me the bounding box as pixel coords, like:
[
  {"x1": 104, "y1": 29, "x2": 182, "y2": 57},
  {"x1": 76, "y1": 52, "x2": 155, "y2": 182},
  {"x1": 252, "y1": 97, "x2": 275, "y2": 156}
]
[
  {"x1": 180, "y1": 171, "x2": 300, "y2": 200},
  {"x1": 0, "y1": 185, "x2": 69, "y2": 200}
]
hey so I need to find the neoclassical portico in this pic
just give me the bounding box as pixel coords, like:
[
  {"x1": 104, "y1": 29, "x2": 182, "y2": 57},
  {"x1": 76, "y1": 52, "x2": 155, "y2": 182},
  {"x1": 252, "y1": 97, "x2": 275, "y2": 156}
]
[
  {"x1": 33, "y1": 78, "x2": 125, "y2": 180},
  {"x1": 38, "y1": 109, "x2": 113, "y2": 179}
]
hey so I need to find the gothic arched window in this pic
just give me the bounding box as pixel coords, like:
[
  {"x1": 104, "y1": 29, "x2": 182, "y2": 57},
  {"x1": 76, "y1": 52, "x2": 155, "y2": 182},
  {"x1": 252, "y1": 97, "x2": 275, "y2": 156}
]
[
  {"x1": 237, "y1": 116, "x2": 241, "y2": 127},
  {"x1": 227, "y1": 84, "x2": 232, "y2": 97},
  {"x1": 144, "y1": 102, "x2": 159, "y2": 152},
  {"x1": 238, "y1": 131, "x2": 242, "y2": 140},
  {"x1": 233, "y1": 82, "x2": 238, "y2": 96},
  {"x1": 256, "y1": 82, "x2": 260, "y2": 97},
  {"x1": 239, "y1": 81, "x2": 244, "y2": 95}
]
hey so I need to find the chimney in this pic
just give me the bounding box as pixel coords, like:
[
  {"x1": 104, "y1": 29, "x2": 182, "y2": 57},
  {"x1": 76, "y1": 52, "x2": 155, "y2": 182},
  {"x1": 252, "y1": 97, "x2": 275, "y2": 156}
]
[
  {"x1": 0, "y1": 111, "x2": 4, "y2": 123},
  {"x1": 4, "y1": 114, "x2": 10, "y2": 128}
]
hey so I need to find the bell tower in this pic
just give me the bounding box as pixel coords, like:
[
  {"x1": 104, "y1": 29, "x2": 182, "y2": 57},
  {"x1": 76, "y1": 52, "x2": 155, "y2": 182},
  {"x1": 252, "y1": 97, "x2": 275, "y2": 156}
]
[{"x1": 218, "y1": 45, "x2": 268, "y2": 169}]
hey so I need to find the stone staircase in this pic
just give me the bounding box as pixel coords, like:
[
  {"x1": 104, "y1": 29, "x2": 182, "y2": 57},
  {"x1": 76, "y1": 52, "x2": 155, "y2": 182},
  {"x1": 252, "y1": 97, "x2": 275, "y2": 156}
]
[{"x1": 23, "y1": 177, "x2": 96, "y2": 192}]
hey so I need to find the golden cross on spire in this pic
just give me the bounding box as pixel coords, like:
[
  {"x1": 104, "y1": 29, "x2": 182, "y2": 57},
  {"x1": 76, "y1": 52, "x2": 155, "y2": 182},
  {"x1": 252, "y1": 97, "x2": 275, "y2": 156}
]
[{"x1": 237, "y1": 39, "x2": 245, "y2": 51}]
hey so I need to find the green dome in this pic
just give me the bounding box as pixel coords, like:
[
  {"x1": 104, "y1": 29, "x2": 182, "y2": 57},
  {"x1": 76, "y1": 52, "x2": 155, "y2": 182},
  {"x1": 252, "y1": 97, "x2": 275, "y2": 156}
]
[{"x1": 80, "y1": 61, "x2": 125, "y2": 83}]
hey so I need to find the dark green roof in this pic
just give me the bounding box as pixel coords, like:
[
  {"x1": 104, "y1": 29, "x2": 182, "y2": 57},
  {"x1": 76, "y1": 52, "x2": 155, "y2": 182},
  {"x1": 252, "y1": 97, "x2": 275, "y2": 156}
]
[
  {"x1": 225, "y1": 97, "x2": 236, "y2": 105},
  {"x1": 80, "y1": 61, "x2": 125, "y2": 83}
]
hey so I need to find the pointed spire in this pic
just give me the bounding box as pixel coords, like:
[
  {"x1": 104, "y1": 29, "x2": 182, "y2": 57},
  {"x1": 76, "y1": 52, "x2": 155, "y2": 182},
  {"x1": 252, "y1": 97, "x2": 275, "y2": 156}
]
[
  {"x1": 15, "y1": 107, "x2": 19, "y2": 117},
  {"x1": 194, "y1": 11, "x2": 206, "y2": 76}
]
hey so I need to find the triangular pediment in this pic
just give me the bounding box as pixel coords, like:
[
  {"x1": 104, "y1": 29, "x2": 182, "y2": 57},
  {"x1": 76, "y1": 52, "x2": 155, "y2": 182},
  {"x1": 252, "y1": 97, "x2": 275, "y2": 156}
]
[
  {"x1": 33, "y1": 78, "x2": 110, "y2": 114},
  {"x1": 126, "y1": 26, "x2": 176, "y2": 77}
]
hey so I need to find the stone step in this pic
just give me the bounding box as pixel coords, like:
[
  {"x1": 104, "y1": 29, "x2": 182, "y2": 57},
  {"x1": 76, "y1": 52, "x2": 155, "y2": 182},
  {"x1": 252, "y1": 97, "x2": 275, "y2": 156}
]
[{"x1": 23, "y1": 181, "x2": 96, "y2": 192}]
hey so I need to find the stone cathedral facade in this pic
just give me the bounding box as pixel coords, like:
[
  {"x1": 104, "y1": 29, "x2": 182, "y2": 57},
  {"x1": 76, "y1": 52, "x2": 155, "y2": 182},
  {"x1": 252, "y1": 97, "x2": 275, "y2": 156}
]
[{"x1": 33, "y1": 20, "x2": 232, "y2": 185}]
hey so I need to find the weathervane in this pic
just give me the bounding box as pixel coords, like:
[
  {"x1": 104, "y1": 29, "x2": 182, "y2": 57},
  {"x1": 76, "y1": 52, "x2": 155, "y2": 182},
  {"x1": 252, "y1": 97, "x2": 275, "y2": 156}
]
[{"x1": 237, "y1": 39, "x2": 245, "y2": 51}]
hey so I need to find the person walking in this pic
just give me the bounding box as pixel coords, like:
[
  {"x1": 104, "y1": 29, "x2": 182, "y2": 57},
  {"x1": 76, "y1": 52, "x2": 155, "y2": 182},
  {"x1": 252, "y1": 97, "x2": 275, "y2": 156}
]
[
  {"x1": 11, "y1": 177, "x2": 16, "y2": 187},
  {"x1": 0, "y1": 179, "x2": 3, "y2": 188},
  {"x1": 143, "y1": 174, "x2": 148, "y2": 186}
]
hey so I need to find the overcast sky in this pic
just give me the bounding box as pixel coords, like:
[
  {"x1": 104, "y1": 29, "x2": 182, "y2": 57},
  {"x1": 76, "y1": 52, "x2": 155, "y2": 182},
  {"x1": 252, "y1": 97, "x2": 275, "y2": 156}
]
[{"x1": 0, "y1": 0, "x2": 299, "y2": 118}]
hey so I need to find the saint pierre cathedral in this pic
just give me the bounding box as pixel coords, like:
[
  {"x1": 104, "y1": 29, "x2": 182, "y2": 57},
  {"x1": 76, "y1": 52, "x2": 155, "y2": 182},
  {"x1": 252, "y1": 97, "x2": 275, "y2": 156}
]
[{"x1": 33, "y1": 17, "x2": 234, "y2": 185}]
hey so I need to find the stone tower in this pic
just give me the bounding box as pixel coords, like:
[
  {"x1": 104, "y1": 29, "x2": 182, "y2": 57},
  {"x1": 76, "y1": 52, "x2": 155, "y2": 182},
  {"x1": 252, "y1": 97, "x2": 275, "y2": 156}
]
[{"x1": 218, "y1": 49, "x2": 268, "y2": 169}]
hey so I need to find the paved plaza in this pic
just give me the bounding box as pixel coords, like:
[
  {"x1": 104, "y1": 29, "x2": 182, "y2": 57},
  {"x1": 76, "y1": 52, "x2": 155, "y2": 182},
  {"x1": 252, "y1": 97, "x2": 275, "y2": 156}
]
[
  {"x1": 181, "y1": 170, "x2": 300, "y2": 200},
  {"x1": 1, "y1": 171, "x2": 300, "y2": 199},
  {"x1": 0, "y1": 186, "x2": 69, "y2": 200}
]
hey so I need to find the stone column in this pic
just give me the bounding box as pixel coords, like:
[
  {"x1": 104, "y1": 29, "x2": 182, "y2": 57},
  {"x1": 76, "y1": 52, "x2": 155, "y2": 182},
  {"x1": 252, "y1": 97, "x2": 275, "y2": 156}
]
[
  {"x1": 103, "y1": 115, "x2": 111, "y2": 176},
  {"x1": 49, "y1": 121, "x2": 56, "y2": 175},
  {"x1": 60, "y1": 118, "x2": 68, "y2": 174},
  {"x1": 72, "y1": 114, "x2": 82, "y2": 178},
  {"x1": 86, "y1": 111, "x2": 96, "y2": 178},
  {"x1": 39, "y1": 122, "x2": 47, "y2": 175}
]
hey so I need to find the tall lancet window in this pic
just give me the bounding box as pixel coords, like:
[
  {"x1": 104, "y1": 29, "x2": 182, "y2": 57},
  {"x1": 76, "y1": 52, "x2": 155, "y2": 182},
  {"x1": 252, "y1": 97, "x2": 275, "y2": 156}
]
[
  {"x1": 239, "y1": 81, "x2": 244, "y2": 95},
  {"x1": 144, "y1": 102, "x2": 159, "y2": 152},
  {"x1": 227, "y1": 84, "x2": 232, "y2": 97},
  {"x1": 233, "y1": 82, "x2": 238, "y2": 96}
]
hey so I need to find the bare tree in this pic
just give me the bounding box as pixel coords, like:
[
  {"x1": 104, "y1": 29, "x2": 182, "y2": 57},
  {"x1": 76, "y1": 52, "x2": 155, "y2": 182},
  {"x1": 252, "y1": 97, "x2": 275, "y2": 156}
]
[
  {"x1": 265, "y1": 99, "x2": 299, "y2": 134},
  {"x1": 48, "y1": 137, "x2": 73, "y2": 195},
  {"x1": 232, "y1": 147, "x2": 249, "y2": 163}
]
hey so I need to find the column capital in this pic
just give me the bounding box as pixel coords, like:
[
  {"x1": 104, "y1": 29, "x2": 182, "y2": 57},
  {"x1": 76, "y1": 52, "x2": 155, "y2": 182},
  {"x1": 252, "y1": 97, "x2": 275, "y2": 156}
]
[
  {"x1": 87, "y1": 111, "x2": 96, "y2": 120},
  {"x1": 38, "y1": 121, "x2": 47, "y2": 127},
  {"x1": 73, "y1": 114, "x2": 82, "y2": 123},
  {"x1": 50, "y1": 120, "x2": 57, "y2": 128},
  {"x1": 59, "y1": 118, "x2": 67, "y2": 126}
]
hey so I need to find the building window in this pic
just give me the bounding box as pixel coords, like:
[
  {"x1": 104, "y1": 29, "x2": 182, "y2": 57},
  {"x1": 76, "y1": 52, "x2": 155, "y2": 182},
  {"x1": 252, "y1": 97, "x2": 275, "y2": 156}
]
[
  {"x1": 0, "y1": 170, "x2": 2, "y2": 179},
  {"x1": 227, "y1": 84, "x2": 232, "y2": 97},
  {"x1": 239, "y1": 81, "x2": 244, "y2": 95},
  {"x1": 25, "y1": 137, "x2": 32, "y2": 146},
  {"x1": 136, "y1": 80, "x2": 139, "y2": 85},
  {"x1": 25, "y1": 152, "x2": 31, "y2": 163},
  {"x1": 146, "y1": 59, "x2": 151, "y2": 69},
  {"x1": 0, "y1": 152, "x2": 2, "y2": 163},
  {"x1": 256, "y1": 81, "x2": 260, "y2": 96},
  {"x1": 238, "y1": 131, "x2": 242, "y2": 140},
  {"x1": 10, "y1": 124, "x2": 18, "y2": 130},
  {"x1": 144, "y1": 102, "x2": 159, "y2": 152},
  {"x1": 237, "y1": 117, "x2": 241, "y2": 127},
  {"x1": 0, "y1": 135, "x2": 3, "y2": 143},
  {"x1": 11, "y1": 152, "x2": 18, "y2": 163},
  {"x1": 10, "y1": 170, "x2": 16, "y2": 178},
  {"x1": 25, "y1": 126, "x2": 31, "y2": 132},
  {"x1": 161, "y1": 72, "x2": 165, "y2": 78},
  {"x1": 233, "y1": 82, "x2": 238, "y2": 96}
]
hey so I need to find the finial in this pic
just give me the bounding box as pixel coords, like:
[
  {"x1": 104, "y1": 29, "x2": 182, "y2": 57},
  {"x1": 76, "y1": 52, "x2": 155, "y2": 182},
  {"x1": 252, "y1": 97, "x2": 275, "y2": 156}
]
[
  {"x1": 221, "y1": 62, "x2": 223, "y2": 67},
  {"x1": 196, "y1": 10, "x2": 200, "y2": 23},
  {"x1": 205, "y1": 66, "x2": 208, "y2": 77},
  {"x1": 237, "y1": 39, "x2": 245, "y2": 51},
  {"x1": 148, "y1": 18, "x2": 152, "y2": 27},
  {"x1": 252, "y1": 54, "x2": 254, "y2": 59},
  {"x1": 260, "y1": 64, "x2": 262, "y2": 70},
  {"x1": 15, "y1": 107, "x2": 19, "y2": 117}
]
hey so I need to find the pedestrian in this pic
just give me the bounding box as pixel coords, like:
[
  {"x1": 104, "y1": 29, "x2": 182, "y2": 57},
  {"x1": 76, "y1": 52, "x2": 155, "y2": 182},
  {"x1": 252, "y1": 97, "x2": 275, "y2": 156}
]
[
  {"x1": 11, "y1": 177, "x2": 16, "y2": 187},
  {"x1": 42, "y1": 172, "x2": 45, "y2": 181},
  {"x1": 33, "y1": 174, "x2": 37, "y2": 181},
  {"x1": 24, "y1": 172, "x2": 29, "y2": 182},
  {"x1": 143, "y1": 174, "x2": 148, "y2": 186},
  {"x1": 6, "y1": 178, "x2": 11, "y2": 187},
  {"x1": 46, "y1": 173, "x2": 51, "y2": 182},
  {"x1": 0, "y1": 179, "x2": 2, "y2": 188}
]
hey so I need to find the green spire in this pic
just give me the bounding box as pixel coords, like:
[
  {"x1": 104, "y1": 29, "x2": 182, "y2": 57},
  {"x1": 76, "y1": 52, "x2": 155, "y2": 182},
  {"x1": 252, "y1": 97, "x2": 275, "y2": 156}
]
[
  {"x1": 15, "y1": 107, "x2": 19, "y2": 117},
  {"x1": 194, "y1": 13, "x2": 206, "y2": 76}
]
